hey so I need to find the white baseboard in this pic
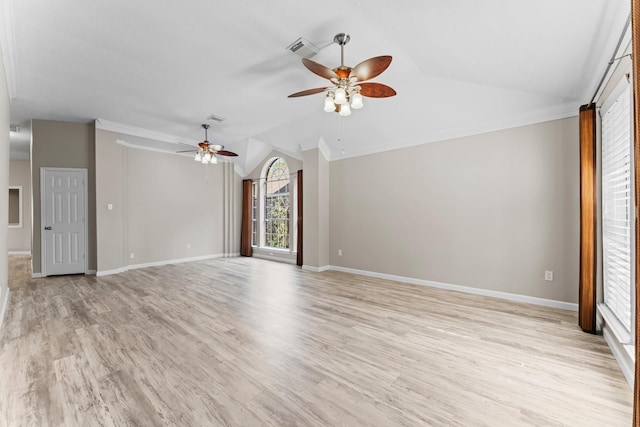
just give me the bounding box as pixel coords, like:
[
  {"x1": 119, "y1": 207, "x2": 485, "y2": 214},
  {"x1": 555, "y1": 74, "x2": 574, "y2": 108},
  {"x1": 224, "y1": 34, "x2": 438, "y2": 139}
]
[
  {"x1": 96, "y1": 266, "x2": 129, "y2": 277},
  {"x1": 302, "y1": 265, "x2": 331, "y2": 272},
  {"x1": 128, "y1": 253, "x2": 226, "y2": 270},
  {"x1": 0, "y1": 288, "x2": 10, "y2": 330},
  {"x1": 96, "y1": 253, "x2": 233, "y2": 277},
  {"x1": 328, "y1": 265, "x2": 579, "y2": 312},
  {"x1": 8, "y1": 251, "x2": 30, "y2": 255},
  {"x1": 32, "y1": 273, "x2": 43, "y2": 278}
]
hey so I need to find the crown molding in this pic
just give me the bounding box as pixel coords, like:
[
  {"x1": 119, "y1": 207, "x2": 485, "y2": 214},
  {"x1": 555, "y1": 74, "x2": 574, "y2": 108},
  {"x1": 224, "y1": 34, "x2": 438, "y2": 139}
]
[
  {"x1": 297, "y1": 136, "x2": 320, "y2": 152},
  {"x1": 318, "y1": 137, "x2": 331, "y2": 161},
  {"x1": 328, "y1": 102, "x2": 579, "y2": 161},
  {"x1": 115, "y1": 139, "x2": 184, "y2": 156},
  {"x1": 96, "y1": 119, "x2": 198, "y2": 145}
]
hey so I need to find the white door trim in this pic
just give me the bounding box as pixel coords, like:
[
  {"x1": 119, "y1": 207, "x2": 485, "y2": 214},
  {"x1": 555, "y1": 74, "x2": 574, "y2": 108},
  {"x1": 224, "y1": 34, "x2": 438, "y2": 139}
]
[{"x1": 40, "y1": 167, "x2": 89, "y2": 277}]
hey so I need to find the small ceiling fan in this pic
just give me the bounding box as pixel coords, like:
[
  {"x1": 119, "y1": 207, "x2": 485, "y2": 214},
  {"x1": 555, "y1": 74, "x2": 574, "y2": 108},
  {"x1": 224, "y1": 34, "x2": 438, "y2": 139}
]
[
  {"x1": 288, "y1": 33, "x2": 396, "y2": 116},
  {"x1": 177, "y1": 124, "x2": 238, "y2": 164}
]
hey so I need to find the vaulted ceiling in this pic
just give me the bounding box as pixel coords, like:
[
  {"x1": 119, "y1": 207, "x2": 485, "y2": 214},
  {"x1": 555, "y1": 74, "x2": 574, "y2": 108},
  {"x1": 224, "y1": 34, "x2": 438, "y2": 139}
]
[{"x1": 2, "y1": 0, "x2": 630, "y2": 175}]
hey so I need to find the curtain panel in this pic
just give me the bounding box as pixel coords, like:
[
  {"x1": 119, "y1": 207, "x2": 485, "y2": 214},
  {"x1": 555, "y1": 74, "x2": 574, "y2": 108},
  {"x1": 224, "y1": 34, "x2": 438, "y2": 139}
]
[
  {"x1": 297, "y1": 170, "x2": 303, "y2": 266},
  {"x1": 578, "y1": 104, "x2": 597, "y2": 334}
]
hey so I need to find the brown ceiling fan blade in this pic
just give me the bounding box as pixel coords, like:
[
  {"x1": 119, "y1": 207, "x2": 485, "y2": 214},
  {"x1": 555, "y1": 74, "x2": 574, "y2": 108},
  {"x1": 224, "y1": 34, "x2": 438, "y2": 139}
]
[
  {"x1": 288, "y1": 87, "x2": 328, "y2": 98},
  {"x1": 176, "y1": 149, "x2": 196, "y2": 153},
  {"x1": 302, "y1": 58, "x2": 338, "y2": 80},
  {"x1": 359, "y1": 82, "x2": 397, "y2": 98},
  {"x1": 216, "y1": 150, "x2": 238, "y2": 157},
  {"x1": 349, "y1": 56, "x2": 392, "y2": 82}
]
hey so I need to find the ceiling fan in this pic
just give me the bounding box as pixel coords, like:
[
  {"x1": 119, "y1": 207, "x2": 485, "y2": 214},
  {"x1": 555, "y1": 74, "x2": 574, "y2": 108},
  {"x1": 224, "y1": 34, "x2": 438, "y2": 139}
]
[
  {"x1": 288, "y1": 33, "x2": 396, "y2": 116},
  {"x1": 177, "y1": 124, "x2": 238, "y2": 164}
]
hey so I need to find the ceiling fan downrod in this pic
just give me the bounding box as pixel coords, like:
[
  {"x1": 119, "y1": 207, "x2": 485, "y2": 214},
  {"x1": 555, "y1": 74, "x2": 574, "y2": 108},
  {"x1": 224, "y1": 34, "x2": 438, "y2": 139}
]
[
  {"x1": 334, "y1": 33, "x2": 350, "y2": 68},
  {"x1": 202, "y1": 123, "x2": 210, "y2": 142}
]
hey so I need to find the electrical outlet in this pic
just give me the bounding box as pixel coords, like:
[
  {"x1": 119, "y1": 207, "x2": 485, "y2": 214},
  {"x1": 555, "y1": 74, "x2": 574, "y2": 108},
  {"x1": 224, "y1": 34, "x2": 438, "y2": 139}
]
[
  {"x1": 130, "y1": 253, "x2": 135, "y2": 260},
  {"x1": 544, "y1": 270, "x2": 553, "y2": 281},
  {"x1": 338, "y1": 249, "x2": 342, "y2": 256},
  {"x1": 187, "y1": 243, "x2": 191, "y2": 249}
]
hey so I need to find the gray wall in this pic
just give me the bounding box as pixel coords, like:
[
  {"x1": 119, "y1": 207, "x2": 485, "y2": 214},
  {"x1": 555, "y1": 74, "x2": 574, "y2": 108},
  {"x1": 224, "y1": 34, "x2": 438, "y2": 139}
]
[
  {"x1": 127, "y1": 147, "x2": 224, "y2": 264},
  {"x1": 8, "y1": 160, "x2": 31, "y2": 252},
  {"x1": 302, "y1": 149, "x2": 319, "y2": 267},
  {"x1": 329, "y1": 117, "x2": 579, "y2": 303},
  {"x1": 31, "y1": 120, "x2": 96, "y2": 274},
  {"x1": 301, "y1": 148, "x2": 330, "y2": 269},
  {"x1": 0, "y1": 48, "x2": 10, "y2": 318},
  {"x1": 95, "y1": 128, "x2": 235, "y2": 273},
  {"x1": 95, "y1": 129, "x2": 127, "y2": 272}
]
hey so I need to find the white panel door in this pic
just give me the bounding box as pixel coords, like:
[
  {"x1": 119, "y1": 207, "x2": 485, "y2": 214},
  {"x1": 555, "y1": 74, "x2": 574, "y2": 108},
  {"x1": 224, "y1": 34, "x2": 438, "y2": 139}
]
[{"x1": 42, "y1": 168, "x2": 87, "y2": 276}]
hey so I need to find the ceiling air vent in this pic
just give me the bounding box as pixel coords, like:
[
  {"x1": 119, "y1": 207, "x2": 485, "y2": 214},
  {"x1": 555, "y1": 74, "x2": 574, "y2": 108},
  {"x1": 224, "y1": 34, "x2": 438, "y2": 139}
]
[
  {"x1": 286, "y1": 37, "x2": 319, "y2": 59},
  {"x1": 207, "y1": 114, "x2": 225, "y2": 123}
]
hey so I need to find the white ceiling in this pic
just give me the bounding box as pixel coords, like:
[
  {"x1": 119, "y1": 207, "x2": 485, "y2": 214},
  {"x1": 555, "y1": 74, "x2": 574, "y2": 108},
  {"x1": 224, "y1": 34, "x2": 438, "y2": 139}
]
[{"x1": 1, "y1": 0, "x2": 630, "y2": 174}]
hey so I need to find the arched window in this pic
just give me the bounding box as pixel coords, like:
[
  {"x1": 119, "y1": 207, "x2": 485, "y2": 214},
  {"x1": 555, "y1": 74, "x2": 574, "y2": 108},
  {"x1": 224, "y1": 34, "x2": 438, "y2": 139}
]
[{"x1": 264, "y1": 158, "x2": 290, "y2": 248}]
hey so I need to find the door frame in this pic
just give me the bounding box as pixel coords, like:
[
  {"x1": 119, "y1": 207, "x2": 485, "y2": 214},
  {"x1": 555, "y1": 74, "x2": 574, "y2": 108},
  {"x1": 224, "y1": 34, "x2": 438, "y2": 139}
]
[{"x1": 40, "y1": 167, "x2": 89, "y2": 277}]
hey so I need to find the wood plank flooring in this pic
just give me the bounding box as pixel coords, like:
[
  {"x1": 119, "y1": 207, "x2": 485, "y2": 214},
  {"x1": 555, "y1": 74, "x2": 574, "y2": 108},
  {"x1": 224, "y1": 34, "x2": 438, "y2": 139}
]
[{"x1": 0, "y1": 255, "x2": 633, "y2": 426}]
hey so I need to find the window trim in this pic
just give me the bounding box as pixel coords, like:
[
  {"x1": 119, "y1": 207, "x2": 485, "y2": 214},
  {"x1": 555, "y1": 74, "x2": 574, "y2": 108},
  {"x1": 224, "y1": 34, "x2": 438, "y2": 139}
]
[
  {"x1": 250, "y1": 157, "x2": 299, "y2": 259},
  {"x1": 8, "y1": 186, "x2": 23, "y2": 229}
]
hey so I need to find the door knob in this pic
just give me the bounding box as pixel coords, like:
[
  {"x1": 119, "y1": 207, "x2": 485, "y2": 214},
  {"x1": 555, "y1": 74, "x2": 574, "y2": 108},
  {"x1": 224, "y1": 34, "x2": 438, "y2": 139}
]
[{"x1": 44, "y1": 226, "x2": 52, "y2": 230}]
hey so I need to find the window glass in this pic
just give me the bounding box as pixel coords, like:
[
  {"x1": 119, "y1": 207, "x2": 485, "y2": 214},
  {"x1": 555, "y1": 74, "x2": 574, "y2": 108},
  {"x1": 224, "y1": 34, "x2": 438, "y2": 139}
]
[{"x1": 264, "y1": 158, "x2": 290, "y2": 249}]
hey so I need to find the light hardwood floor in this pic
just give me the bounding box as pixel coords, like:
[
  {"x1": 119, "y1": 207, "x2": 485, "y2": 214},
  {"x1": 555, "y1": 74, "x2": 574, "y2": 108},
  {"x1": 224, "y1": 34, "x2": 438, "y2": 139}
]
[{"x1": 0, "y1": 255, "x2": 633, "y2": 426}]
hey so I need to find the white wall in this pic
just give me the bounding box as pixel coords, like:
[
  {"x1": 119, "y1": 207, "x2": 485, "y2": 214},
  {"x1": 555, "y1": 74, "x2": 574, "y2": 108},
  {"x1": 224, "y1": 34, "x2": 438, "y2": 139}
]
[
  {"x1": 329, "y1": 117, "x2": 579, "y2": 304},
  {"x1": 0, "y1": 48, "x2": 10, "y2": 325},
  {"x1": 8, "y1": 160, "x2": 31, "y2": 252}
]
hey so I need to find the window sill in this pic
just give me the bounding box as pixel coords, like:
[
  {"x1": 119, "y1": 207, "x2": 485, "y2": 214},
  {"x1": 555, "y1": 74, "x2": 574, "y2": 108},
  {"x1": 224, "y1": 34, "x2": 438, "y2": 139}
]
[
  {"x1": 597, "y1": 303, "x2": 634, "y2": 358},
  {"x1": 252, "y1": 247, "x2": 297, "y2": 265},
  {"x1": 598, "y1": 303, "x2": 635, "y2": 387},
  {"x1": 597, "y1": 303, "x2": 631, "y2": 344}
]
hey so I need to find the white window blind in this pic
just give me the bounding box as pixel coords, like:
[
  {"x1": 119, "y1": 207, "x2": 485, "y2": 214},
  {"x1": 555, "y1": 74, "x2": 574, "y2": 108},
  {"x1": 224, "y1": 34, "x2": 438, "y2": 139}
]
[{"x1": 601, "y1": 84, "x2": 633, "y2": 334}]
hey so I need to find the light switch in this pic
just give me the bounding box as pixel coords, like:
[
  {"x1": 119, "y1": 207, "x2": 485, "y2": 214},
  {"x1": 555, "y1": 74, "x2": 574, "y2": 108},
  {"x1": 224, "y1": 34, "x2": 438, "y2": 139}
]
[{"x1": 107, "y1": 204, "x2": 113, "y2": 211}]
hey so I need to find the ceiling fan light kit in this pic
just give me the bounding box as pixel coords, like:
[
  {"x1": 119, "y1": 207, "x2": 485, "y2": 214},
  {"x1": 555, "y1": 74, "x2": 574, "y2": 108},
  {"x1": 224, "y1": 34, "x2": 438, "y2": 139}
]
[
  {"x1": 288, "y1": 33, "x2": 396, "y2": 116},
  {"x1": 176, "y1": 124, "x2": 238, "y2": 165}
]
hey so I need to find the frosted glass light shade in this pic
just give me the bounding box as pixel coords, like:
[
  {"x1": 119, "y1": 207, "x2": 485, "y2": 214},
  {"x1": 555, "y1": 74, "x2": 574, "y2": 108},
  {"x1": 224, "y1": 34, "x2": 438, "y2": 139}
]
[
  {"x1": 339, "y1": 103, "x2": 351, "y2": 116},
  {"x1": 203, "y1": 152, "x2": 212, "y2": 162},
  {"x1": 324, "y1": 96, "x2": 335, "y2": 112},
  {"x1": 334, "y1": 87, "x2": 347, "y2": 104},
  {"x1": 351, "y1": 92, "x2": 363, "y2": 109},
  {"x1": 194, "y1": 153, "x2": 202, "y2": 161},
  {"x1": 211, "y1": 155, "x2": 218, "y2": 164}
]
